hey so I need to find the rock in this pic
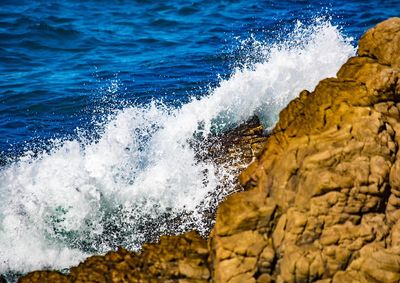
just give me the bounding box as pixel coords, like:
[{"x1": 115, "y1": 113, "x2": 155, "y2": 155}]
[
  {"x1": 195, "y1": 115, "x2": 268, "y2": 172},
  {"x1": 19, "y1": 17, "x2": 400, "y2": 283},
  {"x1": 358, "y1": 17, "x2": 400, "y2": 68},
  {"x1": 235, "y1": 17, "x2": 400, "y2": 282},
  {"x1": 18, "y1": 271, "x2": 70, "y2": 283},
  {"x1": 20, "y1": 231, "x2": 210, "y2": 282}
]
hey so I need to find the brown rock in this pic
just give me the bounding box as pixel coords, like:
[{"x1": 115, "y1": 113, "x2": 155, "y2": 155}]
[
  {"x1": 178, "y1": 259, "x2": 210, "y2": 279},
  {"x1": 235, "y1": 17, "x2": 400, "y2": 283},
  {"x1": 18, "y1": 271, "x2": 71, "y2": 283},
  {"x1": 358, "y1": 17, "x2": 400, "y2": 68},
  {"x1": 19, "y1": 232, "x2": 210, "y2": 283}
]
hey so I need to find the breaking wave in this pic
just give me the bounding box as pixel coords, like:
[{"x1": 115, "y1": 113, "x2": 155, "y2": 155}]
[{"x1": 0, "y1": 20, "x2": 355, "y2": 275}]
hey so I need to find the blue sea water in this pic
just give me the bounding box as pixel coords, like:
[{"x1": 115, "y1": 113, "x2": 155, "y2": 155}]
[
  {"x1": 0, "y1": 0, "x2": 398, "y2": 156},
  {"x1": 0, "y1": 0, "x2": 399, "y2": 278}
]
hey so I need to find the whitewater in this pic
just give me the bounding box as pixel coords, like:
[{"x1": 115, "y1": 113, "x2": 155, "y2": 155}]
[{"x1": 0, "y1": 20, "x2": 355, "y2": 275}]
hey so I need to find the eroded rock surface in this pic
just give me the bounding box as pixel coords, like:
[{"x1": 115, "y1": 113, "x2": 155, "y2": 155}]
[
  {"x1": 18, "y1": 18, "x2": 400, "y2": 283},
  {"x1": 228, "y1": 17, "x2": 400, "y2": 282}
]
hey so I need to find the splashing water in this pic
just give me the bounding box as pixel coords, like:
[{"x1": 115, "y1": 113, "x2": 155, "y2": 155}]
[{"x1": 0, "y1": 20, "x2": 355, "y2": 275}]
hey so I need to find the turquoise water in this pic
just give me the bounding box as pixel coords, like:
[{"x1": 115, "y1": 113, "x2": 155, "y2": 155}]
[{"x1": 0, "y1": 0, "x2": 399, "y2": 279}]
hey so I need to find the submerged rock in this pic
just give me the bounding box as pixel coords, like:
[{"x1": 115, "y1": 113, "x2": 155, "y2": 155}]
[{"x1": 18, "y1": 17, "x2": 400, "y2": 283}]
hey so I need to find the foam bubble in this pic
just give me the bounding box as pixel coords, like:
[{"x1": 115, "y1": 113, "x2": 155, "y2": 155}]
[{"x1": 0, "y1": 19, "x2": 355, "y2": 275}]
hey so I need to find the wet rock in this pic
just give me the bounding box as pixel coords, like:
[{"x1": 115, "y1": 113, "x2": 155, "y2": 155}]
[{"x1": 194, "y1": 115, "x2": 268, "y2": 173}]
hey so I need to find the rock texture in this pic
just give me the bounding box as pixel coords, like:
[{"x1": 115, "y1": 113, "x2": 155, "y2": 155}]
[
  {"x1": 204, "y1": 115, "x2": 267, "y2": 170},
  {"x1": 20, "y1": 232, "x2": 209, "y2": 283},
  {"x1": 18, "y1": 17, "x2": 400, "y2": 283},
  {"x1": 232, "y1": 17, "x2": 400, "y2": 282}
]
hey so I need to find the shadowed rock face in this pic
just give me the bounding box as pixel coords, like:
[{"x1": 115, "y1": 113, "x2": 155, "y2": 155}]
[{"x1": 18, "y1": 17, "x2": 400, "y2": 283}]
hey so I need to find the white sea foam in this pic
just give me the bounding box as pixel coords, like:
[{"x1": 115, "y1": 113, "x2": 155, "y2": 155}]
[{"x1": 0, "y1": 20, "x2": 355, "y2": 274}]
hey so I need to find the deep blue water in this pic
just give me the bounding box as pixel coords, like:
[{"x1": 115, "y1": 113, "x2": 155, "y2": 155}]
[{"x1": 0, "y1": 0, "x2": 399, "y2": 159}]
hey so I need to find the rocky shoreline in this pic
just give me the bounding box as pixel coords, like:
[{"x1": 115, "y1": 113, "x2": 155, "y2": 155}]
[{"x1": 18, "y1": 17, "x2": 400, "y2": 282}]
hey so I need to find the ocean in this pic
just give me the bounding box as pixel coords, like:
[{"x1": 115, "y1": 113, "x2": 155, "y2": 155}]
[{"x1": 0, "y1": 0, "x2": 399, "y2": 279}]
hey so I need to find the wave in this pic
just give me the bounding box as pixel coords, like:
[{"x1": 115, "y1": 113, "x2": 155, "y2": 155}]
[{"x1": 0, "y1": 19, "x2": 355, "y2": 275}]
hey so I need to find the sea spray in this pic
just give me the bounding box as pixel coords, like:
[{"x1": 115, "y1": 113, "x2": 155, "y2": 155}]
[{"x1": 0, "y1": 20, "x2": 355, "y2": 275}]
